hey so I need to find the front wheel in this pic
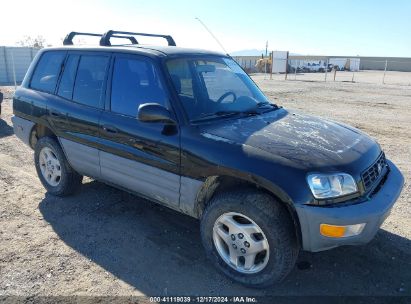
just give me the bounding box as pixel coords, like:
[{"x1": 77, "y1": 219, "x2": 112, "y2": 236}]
[
  {"x1": 34, "y1": 137, "x2": 83, "y2": 196},
  {"x1": 200, "y1": 190, "x2": 299, "y2": 288}
]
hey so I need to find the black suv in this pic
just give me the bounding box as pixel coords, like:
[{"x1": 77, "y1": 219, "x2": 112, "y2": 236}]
[{"x1": 12, "y1": 31, "x2": 404, "y2": 287}]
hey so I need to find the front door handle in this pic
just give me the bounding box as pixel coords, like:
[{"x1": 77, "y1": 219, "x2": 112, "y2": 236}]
[{"x1": 102, "y1": 125, "x2": 118, "y2": 134}]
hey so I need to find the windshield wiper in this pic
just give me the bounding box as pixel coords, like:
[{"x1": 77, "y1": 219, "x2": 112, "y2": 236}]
[
  {"x1": 256, "y1": 102, "x2": 280, "y2": 112},
  {"x1": 216, "y1": 109, "x2": 259, "y2": 115},
  {"x1": 257, "y1": 101, "x2": 278, "y2": 108},
  {"x1": 191, "y1": 103, "x2": 280, "y2": 123},
  {"x1": 191, "y1": 109, "x2": 258, "y2": 123}
]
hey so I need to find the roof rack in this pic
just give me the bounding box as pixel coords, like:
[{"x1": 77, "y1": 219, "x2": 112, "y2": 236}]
[
  {"x1": 63, "y1": 31, "x2": 138, "y2": 46},
  {"x1": 99, "y1": 30, "x2": 176, "y2": 47}
]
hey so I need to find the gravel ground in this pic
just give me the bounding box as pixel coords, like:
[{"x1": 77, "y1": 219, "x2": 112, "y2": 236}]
[{"x1": 0, "y1": 78, "x2": 410, "y2": 298}]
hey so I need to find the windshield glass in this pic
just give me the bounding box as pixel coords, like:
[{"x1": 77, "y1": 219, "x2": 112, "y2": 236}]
[{"x1": 166, "y1": 57, "x2": 271, "y2": 121}]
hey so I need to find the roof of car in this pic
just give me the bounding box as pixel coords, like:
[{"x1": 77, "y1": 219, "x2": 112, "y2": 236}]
[{"x1": 43, "y1": 44, "x2": 227, "y2": 58}]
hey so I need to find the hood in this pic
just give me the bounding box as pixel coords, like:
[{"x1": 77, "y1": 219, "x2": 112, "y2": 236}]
[{"x1": 201, "y1": 109, "x2": 380, "y2": 170}]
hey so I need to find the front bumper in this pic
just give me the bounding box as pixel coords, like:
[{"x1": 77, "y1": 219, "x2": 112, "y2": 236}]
[{"x1": 295, "y1": 160, "x2": 404, "y2": 252}]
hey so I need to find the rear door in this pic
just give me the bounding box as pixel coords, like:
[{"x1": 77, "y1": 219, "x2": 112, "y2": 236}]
[
  {"x1": 98, "y1": 53, "x2": 181, "y2": 208},
  {"x1": 21, "y1": 51, "x2": 67, "y2": 132},
  {"x1": 54, "y1": 51, "x2": 110, "y2": 178}
]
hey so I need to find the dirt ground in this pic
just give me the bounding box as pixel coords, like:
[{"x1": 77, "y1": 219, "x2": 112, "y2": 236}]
[{"x1": 0, "y1": 77, "x2": 410, "y2": 298}]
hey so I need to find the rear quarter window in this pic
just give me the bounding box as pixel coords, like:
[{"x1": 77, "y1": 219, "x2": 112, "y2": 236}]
[{"x1": 30, "y1": 51, "x2": 66, "y2": 94}]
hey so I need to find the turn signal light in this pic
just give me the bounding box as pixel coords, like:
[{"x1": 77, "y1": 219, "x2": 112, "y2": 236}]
[
  {"x1": 320, "y1": 224, "x2": 346, "y2": 237},
  {"x1": 320, "y1": 223, "x2": 365, "y2": 238}
]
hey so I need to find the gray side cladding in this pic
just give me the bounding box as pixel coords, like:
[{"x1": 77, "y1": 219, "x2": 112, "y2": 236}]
[
  {"x1": 100, "y1": 151, "x2": 181, "y2": 208},
  {"x1": 59, "y1": 137, "x2": 204, "y2": 216},
  {"x1": 12, "y1": 116, "x2": 35, "y2": 147},
  {"x1": 59, "y1": 138, "x2": 101, "y2": 178},
  {"x1": 180, "y1": 176, "x2": 204, "y2": 217}
]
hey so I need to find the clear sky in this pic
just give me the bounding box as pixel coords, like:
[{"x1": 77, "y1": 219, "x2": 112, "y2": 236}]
[{"x1": 1, "y1": 0, "x2": 410, "y2": 56}]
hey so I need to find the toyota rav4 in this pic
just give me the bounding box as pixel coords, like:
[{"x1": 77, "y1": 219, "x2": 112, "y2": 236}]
[{"x1": 12, "y1": 31, "x2": 404, "y2": 288}]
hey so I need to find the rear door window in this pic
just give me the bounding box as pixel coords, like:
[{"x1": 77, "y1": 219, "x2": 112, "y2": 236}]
[
  {"x1": 57, "y1": 55, "x2": 80, "y2": 100},
  {"x1": 72, "y1": 55, "x2": 109, "y2": 108},
  {"x1": 30, "y1": 51, "x2": 66, "y2": 94}
]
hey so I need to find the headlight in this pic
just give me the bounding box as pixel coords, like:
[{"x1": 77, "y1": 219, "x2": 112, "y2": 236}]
[{"x1": 307, "y1": 173, "x2": 358, "y2": 199}]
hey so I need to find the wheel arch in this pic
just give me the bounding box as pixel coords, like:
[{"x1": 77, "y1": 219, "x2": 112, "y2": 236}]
[
  {"x1": 195, "y1": 174, "x2": 302, "y2": 246},
  {"x1": 29, "y1": 123, "x2": 57, "y2": 149}
]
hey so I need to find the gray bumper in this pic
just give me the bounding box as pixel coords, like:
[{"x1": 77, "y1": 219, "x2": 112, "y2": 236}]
[
  {"x1": 12, "y1": 115, "x2": 35, "y2": 147},
  {"x1": 295, "y1": 160, "x2": 404, "y2": 252}
]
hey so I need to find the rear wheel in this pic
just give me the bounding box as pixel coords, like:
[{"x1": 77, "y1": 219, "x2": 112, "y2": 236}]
[
  {"x1": 200, "y1": 190, "x2": 299, "y2": 288},
  {"x1": 34, "y1": 137, "x2": 83, "y2": 196}
]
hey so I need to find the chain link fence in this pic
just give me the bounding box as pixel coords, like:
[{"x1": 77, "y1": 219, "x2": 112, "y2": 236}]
[
  {"x1": 284, "y1": 58, "x2": 411, "y2": 85},
  {"x1": 233, "y1": 55, "x2": 411, "y2": 86},
  {"x1": 231, "y1": 56, "x2": 260, "y2": 73},
  {"x1": 2, "y1": 50, "x2": 411, "y2": 87}
]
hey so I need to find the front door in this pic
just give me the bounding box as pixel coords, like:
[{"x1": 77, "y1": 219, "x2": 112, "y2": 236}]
[{"x1": 98, "y1": 54, "x2": 181, "y2": 207}]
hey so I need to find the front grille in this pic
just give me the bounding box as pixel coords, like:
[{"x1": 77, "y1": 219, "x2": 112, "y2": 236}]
[{"x1": 361, "y1": 153, "x2": 387, "y2": 192}]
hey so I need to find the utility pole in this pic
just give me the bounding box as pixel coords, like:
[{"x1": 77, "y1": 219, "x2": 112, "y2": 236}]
[
  {"x1": 324, "y1": 58, "x2": 329, "y2": 82},
  {"x1": 10, "y1": 50, "x2": 17, "y2": 90},
  {"x1": 383, "y1": 59, "x2": 388, "y2": 84},
  {"x1": 264, "y1": 41, "x2": 268, "y2": 79},
  {"x1": 270, "y1": 51, "x2": 273, "y2": 80}
]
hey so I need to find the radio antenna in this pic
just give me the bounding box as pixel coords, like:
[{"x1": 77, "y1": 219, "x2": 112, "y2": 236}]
[{"x1": 195, "y1": 17, "x2": 228, "y2": 55}]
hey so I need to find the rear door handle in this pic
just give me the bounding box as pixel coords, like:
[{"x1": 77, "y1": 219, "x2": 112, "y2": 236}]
[
  {"x1": 102, "y1": 125, "x2": 118, "y2": 134},
  {"x1": 50, "y1": 109, "x2": 61, "y2": 117}
]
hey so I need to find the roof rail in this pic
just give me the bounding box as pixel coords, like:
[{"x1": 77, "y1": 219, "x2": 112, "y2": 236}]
[
  {"x1": 100, "y1": 30, "x2": 176, "y2": 47},
  {"x1": 63, "y1": 31, "x2": 138, "y2": 46}
]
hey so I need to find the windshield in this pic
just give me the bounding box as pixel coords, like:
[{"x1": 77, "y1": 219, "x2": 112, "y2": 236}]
[{"x1": 165, "y1": 57, "x2": 272, "y2": 122}]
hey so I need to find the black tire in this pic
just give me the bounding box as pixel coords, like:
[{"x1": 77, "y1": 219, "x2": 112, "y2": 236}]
[
  {"x1": 200, "y1": 190, "x2": 299, "y2": 288},
  {"x1": 34, "y1": 137, "x2": 83, "y2": 196}
]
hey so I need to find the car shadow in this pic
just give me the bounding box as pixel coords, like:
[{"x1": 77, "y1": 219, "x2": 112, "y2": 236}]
[
  {"x1": 0, "y1": 118, "x2": 14, "y2": 138},
  {"x1": 39, "y1": 180, "x2": 411, "y2": 296}
]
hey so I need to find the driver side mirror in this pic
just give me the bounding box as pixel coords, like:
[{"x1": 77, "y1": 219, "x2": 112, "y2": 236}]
[{"x1": 137, "y1": 103, "x2": 176, "y2": 124}]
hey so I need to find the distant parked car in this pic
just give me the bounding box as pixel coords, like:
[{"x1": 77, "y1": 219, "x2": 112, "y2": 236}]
[
  {"x1": 287, "y1": 65, "x2": 302, "y2": 73},
  {"x1": 304, "y1": 63, "x2": 322, "y2": 72},
  {"x1": 334, "y1": 65, "x2": 345, "y2": 71},
  {"x1": 318, "y1": 63, "x2": 333, "y2": 73}
]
